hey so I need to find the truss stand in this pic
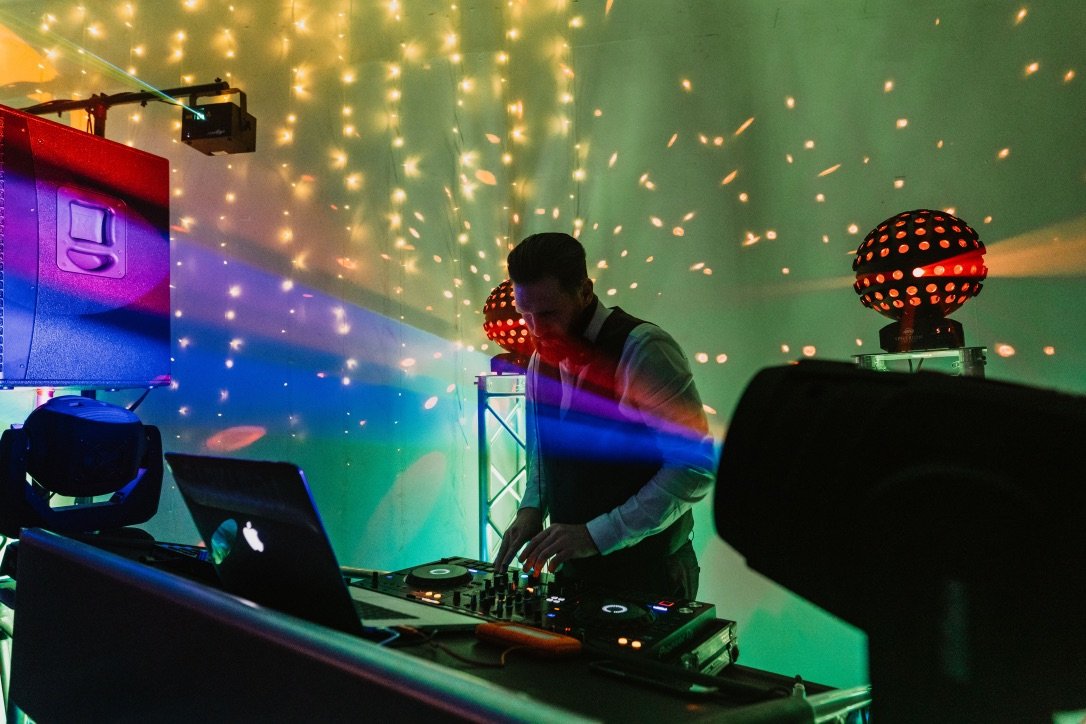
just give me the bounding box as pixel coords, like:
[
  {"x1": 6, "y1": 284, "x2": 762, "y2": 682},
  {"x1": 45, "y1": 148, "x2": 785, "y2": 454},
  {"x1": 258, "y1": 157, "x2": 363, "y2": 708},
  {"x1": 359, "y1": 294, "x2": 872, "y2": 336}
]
[{"x1": 476, "y1": 373, "x2": 527, "y2": 561}]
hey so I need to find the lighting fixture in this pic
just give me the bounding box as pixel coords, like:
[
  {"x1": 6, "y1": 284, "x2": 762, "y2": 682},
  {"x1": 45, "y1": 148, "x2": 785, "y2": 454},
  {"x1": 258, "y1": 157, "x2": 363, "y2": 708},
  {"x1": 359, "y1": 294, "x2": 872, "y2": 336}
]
[{"x1": 853, "y1": 209, "x2": 987, "y2": 352}]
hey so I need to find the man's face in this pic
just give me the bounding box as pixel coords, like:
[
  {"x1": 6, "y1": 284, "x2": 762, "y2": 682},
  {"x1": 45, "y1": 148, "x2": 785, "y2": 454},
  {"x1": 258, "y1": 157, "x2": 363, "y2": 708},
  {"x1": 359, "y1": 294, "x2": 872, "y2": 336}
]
[{"x1": 512, "y1": 276, "x2": 592, "y2": 352}]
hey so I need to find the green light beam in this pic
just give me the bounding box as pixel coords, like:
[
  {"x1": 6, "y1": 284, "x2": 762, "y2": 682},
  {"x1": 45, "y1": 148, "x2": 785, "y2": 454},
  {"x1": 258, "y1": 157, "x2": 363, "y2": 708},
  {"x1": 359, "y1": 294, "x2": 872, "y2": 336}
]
[{"x1": 0, "y1": 6, "x2": 206, "y2": 119}]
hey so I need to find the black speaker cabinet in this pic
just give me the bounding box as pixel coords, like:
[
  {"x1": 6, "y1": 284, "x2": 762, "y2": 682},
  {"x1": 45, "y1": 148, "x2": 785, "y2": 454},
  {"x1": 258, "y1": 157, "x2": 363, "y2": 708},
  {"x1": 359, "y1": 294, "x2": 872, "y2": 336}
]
[{"x1": 0, "y1": 103, "x2": 170, "y2": 388}]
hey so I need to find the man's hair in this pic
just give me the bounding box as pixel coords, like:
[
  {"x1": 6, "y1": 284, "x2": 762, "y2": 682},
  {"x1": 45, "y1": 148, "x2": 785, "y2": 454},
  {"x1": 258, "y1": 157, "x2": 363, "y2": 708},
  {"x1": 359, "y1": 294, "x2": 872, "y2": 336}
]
[{"x1": 507, "y1": 232, "x2": 588, "y2": 291}]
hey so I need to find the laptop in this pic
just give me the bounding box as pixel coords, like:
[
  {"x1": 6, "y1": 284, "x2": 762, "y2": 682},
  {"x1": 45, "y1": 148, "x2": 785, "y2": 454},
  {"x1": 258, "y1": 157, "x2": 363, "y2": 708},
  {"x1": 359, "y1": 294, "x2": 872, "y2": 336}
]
[{"x1": 164, "y1": 452, "x2": 481, "y2": 637}]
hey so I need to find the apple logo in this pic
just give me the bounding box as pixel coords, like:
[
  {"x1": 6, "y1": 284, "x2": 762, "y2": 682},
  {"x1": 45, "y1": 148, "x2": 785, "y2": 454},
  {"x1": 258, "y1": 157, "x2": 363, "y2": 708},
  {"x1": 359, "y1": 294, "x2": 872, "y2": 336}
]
[{"x1": 242, "y1": 521, "x2": 265, "y2": 553}]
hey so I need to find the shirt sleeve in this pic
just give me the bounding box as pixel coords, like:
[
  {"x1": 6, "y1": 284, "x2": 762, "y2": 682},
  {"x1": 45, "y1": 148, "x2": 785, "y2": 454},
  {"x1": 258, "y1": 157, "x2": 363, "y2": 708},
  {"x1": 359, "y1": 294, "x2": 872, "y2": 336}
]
[{"x1": 584, "y1": 325, "x2": 716, "y2": 555}]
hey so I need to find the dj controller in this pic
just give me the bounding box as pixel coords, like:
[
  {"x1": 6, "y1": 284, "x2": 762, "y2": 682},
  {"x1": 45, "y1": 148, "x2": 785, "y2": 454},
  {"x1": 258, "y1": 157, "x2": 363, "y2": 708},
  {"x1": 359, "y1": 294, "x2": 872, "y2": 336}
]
[{"x1": 350, "y1": 556, "x2": 739, "y2": 674}]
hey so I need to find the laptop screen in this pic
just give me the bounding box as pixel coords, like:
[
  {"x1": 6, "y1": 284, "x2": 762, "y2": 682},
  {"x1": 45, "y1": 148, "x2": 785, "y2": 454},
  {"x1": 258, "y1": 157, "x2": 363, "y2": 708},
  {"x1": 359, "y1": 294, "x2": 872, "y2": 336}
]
[{"x1": 164, "y1": 453, "x2": 365, "y2": 637}]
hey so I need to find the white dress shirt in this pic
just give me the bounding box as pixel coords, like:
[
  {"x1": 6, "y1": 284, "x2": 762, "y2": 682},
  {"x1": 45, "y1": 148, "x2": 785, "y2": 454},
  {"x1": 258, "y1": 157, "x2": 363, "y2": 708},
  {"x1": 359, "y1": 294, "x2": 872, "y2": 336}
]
[{"x1": 520, "y1": 302, "x2": 715, "y2": 555}]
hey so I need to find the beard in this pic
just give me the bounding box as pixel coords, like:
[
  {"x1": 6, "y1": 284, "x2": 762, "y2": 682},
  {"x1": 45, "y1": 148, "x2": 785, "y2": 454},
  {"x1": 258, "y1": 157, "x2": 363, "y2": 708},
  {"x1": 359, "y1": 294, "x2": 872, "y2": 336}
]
[
  {"x1": 530, "y1": 295, "x2": 599, "y2": 366},
  {"x1": 534, "y1": 335, "x2": 572, "y2": 364},
  {"x1": 534, "y1": 332, "x2": 593, "y2": 367}
]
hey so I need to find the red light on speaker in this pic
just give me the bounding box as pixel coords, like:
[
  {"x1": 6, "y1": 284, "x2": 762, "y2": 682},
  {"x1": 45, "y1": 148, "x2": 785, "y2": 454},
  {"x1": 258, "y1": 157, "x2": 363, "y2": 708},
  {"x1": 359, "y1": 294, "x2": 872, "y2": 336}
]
[{"x1": 853, "y1": 209, "x2": 987, "y2": 352}]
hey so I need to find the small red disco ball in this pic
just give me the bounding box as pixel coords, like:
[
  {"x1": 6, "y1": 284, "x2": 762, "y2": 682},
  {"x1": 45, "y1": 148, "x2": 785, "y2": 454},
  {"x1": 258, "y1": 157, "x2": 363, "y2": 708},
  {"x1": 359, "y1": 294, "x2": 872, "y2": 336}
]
[
  {"x1": 853, "y1": 209, "x2": 987, "y2": 321},
  {"x1": 482, "y1": 279, "x2": 534, "y2": 356}
]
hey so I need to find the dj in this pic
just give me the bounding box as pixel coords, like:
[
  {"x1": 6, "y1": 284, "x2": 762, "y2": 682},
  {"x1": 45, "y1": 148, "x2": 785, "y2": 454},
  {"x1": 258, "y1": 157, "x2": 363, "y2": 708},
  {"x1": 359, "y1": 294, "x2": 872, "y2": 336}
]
[{"x1": 494, "y1": 232, "x2": 715, "y2": 598}]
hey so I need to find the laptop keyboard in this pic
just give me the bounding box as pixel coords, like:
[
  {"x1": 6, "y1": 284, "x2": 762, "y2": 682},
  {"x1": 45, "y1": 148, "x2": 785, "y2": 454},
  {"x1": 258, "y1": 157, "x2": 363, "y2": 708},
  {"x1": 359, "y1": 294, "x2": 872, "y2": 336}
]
[{"x1": 352, "y1": 598, "x2": 417, "y2": 620}]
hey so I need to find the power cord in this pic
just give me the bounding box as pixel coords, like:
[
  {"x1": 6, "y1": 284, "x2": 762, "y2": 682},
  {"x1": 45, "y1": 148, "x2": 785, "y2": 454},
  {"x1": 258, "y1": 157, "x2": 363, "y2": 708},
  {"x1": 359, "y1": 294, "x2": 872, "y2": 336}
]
[{"x1": 391, "y1": 626, "x2": 523, "y2": 668}]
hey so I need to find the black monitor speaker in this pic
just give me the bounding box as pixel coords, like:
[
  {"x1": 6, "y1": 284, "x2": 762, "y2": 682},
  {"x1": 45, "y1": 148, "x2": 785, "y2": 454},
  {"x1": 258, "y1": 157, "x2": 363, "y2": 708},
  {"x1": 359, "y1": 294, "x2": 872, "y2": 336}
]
[{"x1": 715, "y1": 361, "x2": 1086, "y2": 723}]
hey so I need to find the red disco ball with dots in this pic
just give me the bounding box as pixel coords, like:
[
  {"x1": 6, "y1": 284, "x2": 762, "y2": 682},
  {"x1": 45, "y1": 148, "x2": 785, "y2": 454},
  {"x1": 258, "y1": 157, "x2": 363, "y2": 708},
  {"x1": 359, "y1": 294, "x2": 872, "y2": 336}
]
[
  {"x1": 853, "y1": 209, "x2": 987, "y2": 352},
  {"x1": 483, "y1": 279, "x2": 534, "y2": 361}
]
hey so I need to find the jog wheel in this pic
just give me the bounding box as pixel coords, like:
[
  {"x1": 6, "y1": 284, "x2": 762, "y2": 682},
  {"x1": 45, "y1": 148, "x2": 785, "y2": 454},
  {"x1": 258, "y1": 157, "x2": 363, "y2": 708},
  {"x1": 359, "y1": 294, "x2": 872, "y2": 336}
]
[
  {"x1": 576, "y1": 598, "x2": 653, "y2": 628},
  {"x1": 406, "y1": 563, "x2": 473, "y2": 588}
]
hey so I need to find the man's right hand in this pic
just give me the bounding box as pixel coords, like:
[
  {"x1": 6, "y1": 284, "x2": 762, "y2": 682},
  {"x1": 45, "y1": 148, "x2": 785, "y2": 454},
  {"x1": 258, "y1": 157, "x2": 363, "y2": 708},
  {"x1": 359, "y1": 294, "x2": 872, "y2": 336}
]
[{"x1": 494, "y1": 507, "x2": 543, "y2": 572}]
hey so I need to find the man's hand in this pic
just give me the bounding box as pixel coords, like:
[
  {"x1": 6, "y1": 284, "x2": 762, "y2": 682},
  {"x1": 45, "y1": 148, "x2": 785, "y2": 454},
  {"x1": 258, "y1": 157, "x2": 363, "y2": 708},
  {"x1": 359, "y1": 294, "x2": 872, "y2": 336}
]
[
  {"x1": 494, "y1": 507, "x2": 543, "y2": 572},
  {"x1": 518, "y1": 523, "x2": 599, "y2": 574}
]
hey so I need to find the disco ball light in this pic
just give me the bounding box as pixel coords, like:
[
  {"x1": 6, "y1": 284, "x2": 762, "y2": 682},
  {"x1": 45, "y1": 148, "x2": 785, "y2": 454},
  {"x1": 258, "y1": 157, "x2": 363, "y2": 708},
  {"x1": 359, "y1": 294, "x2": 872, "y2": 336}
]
[
  {"x1": 853, "y1": 209, "x2": 987, "y2": 352},
  {"x1": 482, "y1": 280, "x2": 533, "y2": 367}
]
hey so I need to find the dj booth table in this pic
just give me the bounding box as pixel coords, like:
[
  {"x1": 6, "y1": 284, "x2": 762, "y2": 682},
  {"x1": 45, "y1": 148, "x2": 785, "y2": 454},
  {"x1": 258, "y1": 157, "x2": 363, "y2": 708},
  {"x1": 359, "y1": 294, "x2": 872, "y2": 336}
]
[{"x1": 5, "y1": 529, "x2": 866, "y2": 723}]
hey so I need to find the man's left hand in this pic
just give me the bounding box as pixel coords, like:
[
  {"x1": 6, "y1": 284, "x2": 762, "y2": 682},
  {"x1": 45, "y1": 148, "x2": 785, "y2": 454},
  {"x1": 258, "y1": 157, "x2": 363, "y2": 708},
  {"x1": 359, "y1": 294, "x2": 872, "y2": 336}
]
[{"x1": 518, "y1": 523, "x2": 599, "y2": 574}]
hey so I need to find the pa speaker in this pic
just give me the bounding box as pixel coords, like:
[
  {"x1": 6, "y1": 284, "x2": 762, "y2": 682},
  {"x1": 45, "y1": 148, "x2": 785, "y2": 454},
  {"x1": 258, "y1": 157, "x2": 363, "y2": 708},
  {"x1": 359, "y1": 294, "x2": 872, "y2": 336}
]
[{"x1": 0, "y1": 103, "x2": 170, "y2": 388}]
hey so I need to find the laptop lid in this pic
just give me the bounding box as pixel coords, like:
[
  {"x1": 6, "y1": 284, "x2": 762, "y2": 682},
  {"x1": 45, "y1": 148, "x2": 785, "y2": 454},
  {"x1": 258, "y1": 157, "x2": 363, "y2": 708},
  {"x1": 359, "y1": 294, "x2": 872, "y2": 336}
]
[{"x1": 164, "y1": 453, "x2": 478, "y2": 636}]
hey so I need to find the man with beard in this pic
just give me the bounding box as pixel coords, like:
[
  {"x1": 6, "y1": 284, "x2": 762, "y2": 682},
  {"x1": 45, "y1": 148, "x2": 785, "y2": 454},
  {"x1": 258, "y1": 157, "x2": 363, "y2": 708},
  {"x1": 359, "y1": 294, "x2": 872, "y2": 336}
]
[{"x1": 494, "y1": 232, "x2": 714, "y2": 598}]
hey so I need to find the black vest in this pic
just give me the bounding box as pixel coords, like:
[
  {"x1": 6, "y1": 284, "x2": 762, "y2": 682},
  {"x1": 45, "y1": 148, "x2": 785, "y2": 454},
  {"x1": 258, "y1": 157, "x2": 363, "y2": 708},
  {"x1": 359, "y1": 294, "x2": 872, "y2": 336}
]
[{"x1": 534, "y1": 307, "x2": 694, "y2": 593}]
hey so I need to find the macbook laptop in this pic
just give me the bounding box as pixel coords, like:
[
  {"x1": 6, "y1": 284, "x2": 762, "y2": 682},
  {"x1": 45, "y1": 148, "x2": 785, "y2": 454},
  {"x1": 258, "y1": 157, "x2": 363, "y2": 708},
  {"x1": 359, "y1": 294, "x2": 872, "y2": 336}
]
[{"x1": 164, "y1": 452, "x2": 481, "y2": 637}]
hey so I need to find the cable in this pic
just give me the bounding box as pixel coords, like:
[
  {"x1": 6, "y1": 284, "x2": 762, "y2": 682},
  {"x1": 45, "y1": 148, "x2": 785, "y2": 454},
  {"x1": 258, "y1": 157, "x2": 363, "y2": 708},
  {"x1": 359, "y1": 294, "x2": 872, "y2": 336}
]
[
  {"x1": 127, "y1": 387, "x2": 153, "y2": 412},
  {"x1": 391, "y1": 626, "x2": 515, "y2": 668},
  {"x1": 432, "y1": 641, "x2": 523, "y2": 668},
  {"x1": 362, "y1": 626, "x2": 402, "y2": 647}
]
